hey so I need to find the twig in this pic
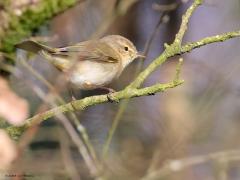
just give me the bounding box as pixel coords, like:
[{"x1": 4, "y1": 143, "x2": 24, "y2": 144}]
[
  {"x1": 90, "y1": 0, "x2": 138, "y2": 39},
  {"x1": 152, "y1": 3, "x2": 179, "y2": 12},
  {"x1": 3, "y1": 60, "x2": 100, "y2": 177},
  {"x1": 174, "y1": 58, "x2": 184, "y2": 82},
  {"x1": 32, "y1": 85, "x2": 100, "y2": 177},
  {"x1": 58, "y1": 127, "x2": 81, "y2": 180},
  {"x1": 4, "y1": 50, "x2": 101, "y2": 176},
  {"x1": 19, "y1": 57, "x2": 98, "y2": 165},
  {"x1": 141, "y1": 150, "x2": 240, "y2": 180}
]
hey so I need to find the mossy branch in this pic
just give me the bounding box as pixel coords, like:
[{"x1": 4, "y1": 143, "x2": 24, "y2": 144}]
[
  {"x1": 6, "y1": 80, "x2": 183, "y2": 138},
  {"x1": 6, "y1": 0, "x2": 240, "y2": 138},
  {"x1": 0, "y1": 0, "x2": 81, "y2": 53}
]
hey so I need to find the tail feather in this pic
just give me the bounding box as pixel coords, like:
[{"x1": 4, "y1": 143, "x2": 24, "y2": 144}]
[{"x1": 15, "y1": 40, "x2": 56, "y2": 54}]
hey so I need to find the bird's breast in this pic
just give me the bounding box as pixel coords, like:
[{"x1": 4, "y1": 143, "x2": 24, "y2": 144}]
[{"x1": 69, "y1": 61, "x2": 120, "y2": 90}]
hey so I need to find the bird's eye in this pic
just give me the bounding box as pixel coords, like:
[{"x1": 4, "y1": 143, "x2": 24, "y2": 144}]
[{"x1": 124, "y1": 46, "x2": 129, "y2": 51}]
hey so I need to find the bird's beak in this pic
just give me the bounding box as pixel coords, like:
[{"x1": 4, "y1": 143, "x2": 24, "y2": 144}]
[{"x1": 137, "y1": 52, "x2": 145, "y2": 59}]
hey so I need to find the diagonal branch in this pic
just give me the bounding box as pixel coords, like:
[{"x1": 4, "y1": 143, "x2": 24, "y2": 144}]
[
  {"x1": 174, "y1": 0, "x2": 202, "y2": 44},
  {"x1": 181, "y1": 31, "x2": 240, "y2": 53},
  {"x1": 127, "y1": 0, "x2": 202, "y2": 89},
  {"x1": 6, "y1": 80, "x2": 183, "y2": 138},
  {"x1": 142, "y1": 149, "x2": 240, "y2": 180}
]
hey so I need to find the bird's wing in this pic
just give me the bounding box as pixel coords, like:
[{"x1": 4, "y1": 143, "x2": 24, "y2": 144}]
[{"x1": 54, "y1": 40, "x2": 120, "y2": 63}]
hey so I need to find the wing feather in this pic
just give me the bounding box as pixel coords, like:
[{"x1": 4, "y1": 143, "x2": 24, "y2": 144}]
[{"x1": 53, "y1": 41, "x2": 119, "y2": 63}]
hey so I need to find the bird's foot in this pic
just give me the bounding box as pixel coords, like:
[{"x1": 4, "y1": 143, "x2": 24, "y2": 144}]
[
  {"x1": 68, "y1": 86, "x2": 78, "y2": 101},
  {"x1": 107, "y1": 93, "x2": 120, "y2": 103},
  {"x1": 99, "y1": 87, "x2": 119, "y2": 103}
]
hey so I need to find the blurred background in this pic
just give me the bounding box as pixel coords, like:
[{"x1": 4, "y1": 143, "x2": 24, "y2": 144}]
[{"x1": 1, "y1": 0, "x2": 240, "y2": 179}]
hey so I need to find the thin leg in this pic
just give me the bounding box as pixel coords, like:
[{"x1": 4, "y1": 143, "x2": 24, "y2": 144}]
[
  {"x1": 99, "y1": 87, "x2": 116, "y2": 93},
  {"x1": 67, "y1": 86, "x2": 79, "y2": 111},
  {"x1": 68, "y1": 86, "x2": 77, "y2": 101}
]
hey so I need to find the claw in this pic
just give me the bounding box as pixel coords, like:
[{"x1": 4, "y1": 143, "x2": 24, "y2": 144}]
[
  {"x1": 107, "y1": 92, "x2": 119, "y2": 103},
  {"x1": 107, "y1": 94, "x2": 115, "y2": 103}
]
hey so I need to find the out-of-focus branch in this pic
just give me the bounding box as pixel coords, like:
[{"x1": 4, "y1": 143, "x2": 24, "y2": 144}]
[
  {"x1": 19, "y1": 57, "x2": 98, "y2": 167},
  {"x1": 0, "y1": 0, "x2": 84, "y2": 54},
  {"x1": 31, "y1": 85, "x2": 100, "y2": 177},
  {"x1": 90, "y1": 0, "x2": 139, "y2": 38},
  {"x1": 152, "y1": 3, "x2": 179, "y2": 12},
  {"x1": 142, "y1": 150, "x2": 240, "y2": 180},
  {"x1": 6, "y1": 0, "x2": 240, "y2": 140}
]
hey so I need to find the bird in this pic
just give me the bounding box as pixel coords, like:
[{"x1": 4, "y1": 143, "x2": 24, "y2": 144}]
[{"x1": 15, "y1": 35, "x2": 143, "y2": 95}]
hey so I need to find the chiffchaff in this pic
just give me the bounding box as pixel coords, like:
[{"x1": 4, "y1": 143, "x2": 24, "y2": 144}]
[{"x1": 15, "y1": 35, "x2": 143, "y2": 91}]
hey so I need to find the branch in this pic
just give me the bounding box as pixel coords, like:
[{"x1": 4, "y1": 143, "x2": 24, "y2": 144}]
[
  {"x1": 181, "y1": 31, "x2": 240, "y2": 53},
  {"x1": 174, "y1": 0, "x2": 202, "y2": 44},
  {"x1": 127, "y1": 30, "x2": 240, "y2": 89},
  {"x1": 0, "y1": 0, "x2": 84, "y2": 53},
  {"x1": 6, "y1": 80, "x2": 183, "y2": 138},
  {"x1": 142, "y1": 150, "x2": 240, "y2": 180},
  {"x1": 127, "y1": 0, "x2": 203, "y2": 89}
]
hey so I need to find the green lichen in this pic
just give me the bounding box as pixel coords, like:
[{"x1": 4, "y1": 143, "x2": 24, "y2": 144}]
[
  {"x1": 0, "y1": 0, "x2": 78, "y2": 53},
  {"x1": 5, "y1": 125, "x2": 27, "y2": 140}
]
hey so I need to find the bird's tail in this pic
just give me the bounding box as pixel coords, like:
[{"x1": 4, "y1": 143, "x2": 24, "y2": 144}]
[{"x1": 15, "y1": 40, "x2": 56, "y2": 54}]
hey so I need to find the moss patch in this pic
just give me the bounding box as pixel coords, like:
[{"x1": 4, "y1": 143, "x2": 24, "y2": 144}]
[{"x1": 0, "y1": 0, "x2": 78, "y2": 53}]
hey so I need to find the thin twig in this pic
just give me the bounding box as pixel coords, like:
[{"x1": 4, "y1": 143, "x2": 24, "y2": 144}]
[
  {"x1": 19, "y1": 57, "x2": 98, "y2": 166},
  {"x1": 142, "y1": 150, "x2": 240, "y2": 180},
  {"x1": 58, "y1": 127, "x2": 81, "y2": 180},
  {"x1": 32, "y1": 85, "x2": 100, "y2": 177},
  {"x1": 90, "y1": 0, "x2": 138, "y2": 39}
]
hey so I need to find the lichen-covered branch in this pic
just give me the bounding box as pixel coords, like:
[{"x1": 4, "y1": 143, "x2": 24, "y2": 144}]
[
  {"x1": 181, "y1": 31, "x2": 240, "y2": 53},
  {"x1": 0, "y1": 0, "x2": 81, "y2": 53},
  {"x1": 174, "y1": 0, "x2": 202, "y2": 44},
  {"x1": 127, "y1": 0, "x2": 203, "y2": 89},
  {"x1": 6, "y1": 80, "x2": 183, "y2": 138}
]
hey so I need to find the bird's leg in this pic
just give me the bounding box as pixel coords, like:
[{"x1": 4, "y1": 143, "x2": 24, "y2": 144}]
[
  {"x1": 68, "y1": 87, "x2": 77, "y2": 101},
  {"x1": 98, "y1": 87, "x2": 118, "y2": 103},
  {"x1": 99, "y1": 87, "x2": 116, "y2": 93},
  {"x1": 67, "y1": 86, "x2": 79, "y2": 111}
]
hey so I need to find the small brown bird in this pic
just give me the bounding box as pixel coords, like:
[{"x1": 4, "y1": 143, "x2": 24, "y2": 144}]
[{"x1": 15, "y1": 35, "x2": 143, "y2": 91}]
